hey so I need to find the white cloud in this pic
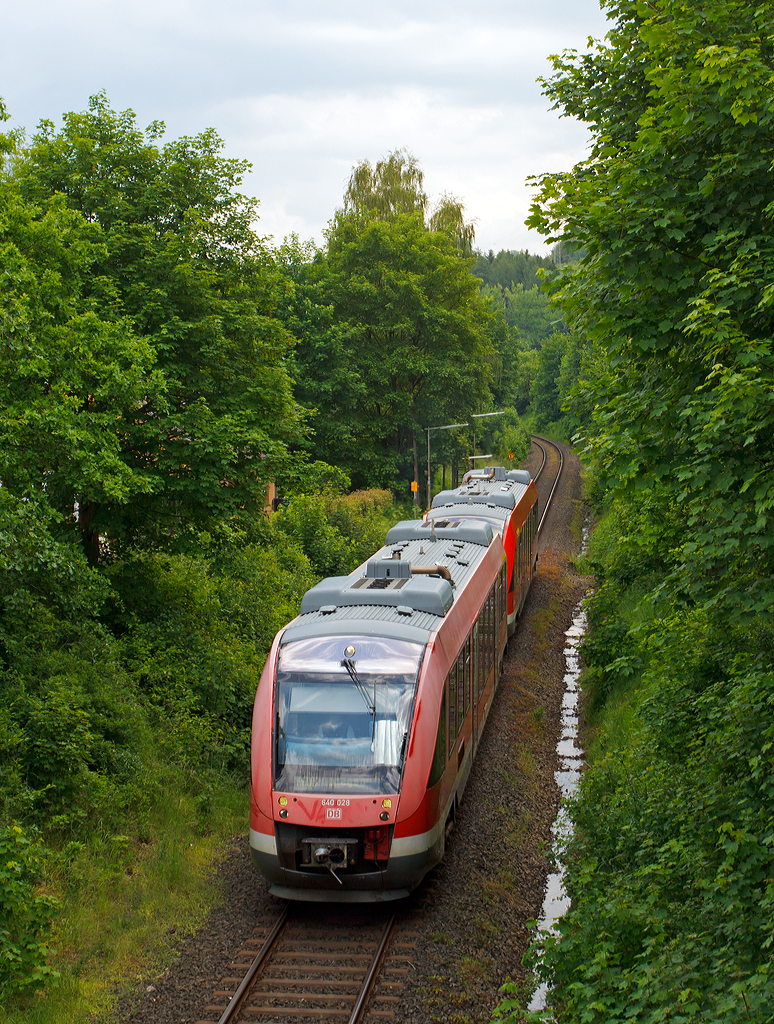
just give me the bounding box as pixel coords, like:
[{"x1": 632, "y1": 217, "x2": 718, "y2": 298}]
[
  {"x1": 214, "y1": 84, "x2": 591, "y2": 251},
  {"x1": 2, "y1": 0, "x2": 610, "y2": 252}
]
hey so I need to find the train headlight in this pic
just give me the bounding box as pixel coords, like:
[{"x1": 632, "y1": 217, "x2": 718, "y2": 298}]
[
  {"x1": 382, "y1": 799, "x2": 392, "y2": 808},
  {"x1": 279, "y1": 796, "x2": 288, "y2": 806},
  {"x1": 380, "y1": 811, "x2": 389, "y2": 821}
]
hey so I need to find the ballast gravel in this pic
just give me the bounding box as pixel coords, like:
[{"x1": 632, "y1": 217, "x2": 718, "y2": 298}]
[{"x1": 115, "y1": 440, "x2": 590, "y2": 1024}]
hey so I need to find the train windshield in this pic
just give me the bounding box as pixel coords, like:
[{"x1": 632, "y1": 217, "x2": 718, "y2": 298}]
[{"x1": 274, "y1": 636, "x2": 424, "y2": 795}]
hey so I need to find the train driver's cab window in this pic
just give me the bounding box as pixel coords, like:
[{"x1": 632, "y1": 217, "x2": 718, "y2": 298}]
[{"x1": 274, "y1": 636, "x2": 424, "y2": 795}]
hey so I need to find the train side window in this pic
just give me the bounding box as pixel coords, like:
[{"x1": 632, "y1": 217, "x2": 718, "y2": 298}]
[
  {"x1": 489, "y1": 585, "x2": 496, "y2": 669},
  {"x1": 483, "y1": 594, "x2": 489, "y2": 676},
  {"x1": 477, "y1": 605, "x2": 483, "y2": 692},
  {"x1": 456, "y1": 643, "x2": 462, "y2": 733},
  {"x1": 481, "y1": 608, "x2": 487, "y2": 681},
  {"x1": 428, "y1": 690, "x2": 446, "y2": 788},
  {"x1": 490, "y1": 586, "x2": 496, "y2": 667},
  {"x1": 530, "y1": 504, "x2": 536, "y2": 552},
  {"x1": 470, "y1": 618, "x2": 477, "y2": 708},
  {"x1": 448, "y1": 660, "x2": 457, "y2": 750},
  {"x1": 480, "y1": 620, "x2": 486, "y2": 698},
  {"x1": 465, "y1": 635, "x2": 471, "y2": 715}
]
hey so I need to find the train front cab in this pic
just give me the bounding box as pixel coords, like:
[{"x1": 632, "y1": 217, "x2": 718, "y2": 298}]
[
  {"x1": 250, "y1": 625, "x2": 435, "y2": 901},
  {"x1": 250, "y1": 528, "x2": 511, "y2": 901}
]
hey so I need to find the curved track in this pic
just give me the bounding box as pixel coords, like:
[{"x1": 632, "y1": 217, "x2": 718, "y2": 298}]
[{"x1": 531, "y1": 434, "x2": 564, "y2": 539}]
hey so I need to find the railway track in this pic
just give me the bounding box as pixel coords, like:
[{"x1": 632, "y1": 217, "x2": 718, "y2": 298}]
[
  {"x1": 531, "y1": 434, "x2": 564, "y2": 538},
  {"x1": 195, "y1": 904, "x2": 417, "y2": 1024}
]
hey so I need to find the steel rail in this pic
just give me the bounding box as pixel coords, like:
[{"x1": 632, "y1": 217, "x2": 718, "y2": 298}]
[
  {"x1": 348, "y1": 913, "x2": 397, "y2": 1024},
  {"x1": 216, "y1": 904, "x2": 290, "y2": 1024},
  {"x1": 531, "y1": 434, "x2": 565, "y2": 539},
  {"x1": 532, "y1": 437, "x2": 548, "y2": 484}
]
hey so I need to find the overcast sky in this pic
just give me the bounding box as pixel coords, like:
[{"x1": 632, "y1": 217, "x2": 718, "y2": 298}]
[{"x1": 2, "y1": 0, "x2": 610, "y2": 254}]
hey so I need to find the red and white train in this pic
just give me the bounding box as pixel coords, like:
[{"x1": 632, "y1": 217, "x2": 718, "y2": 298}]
[{"x1": 250, "y1": 466, "x2": 539, "y2": 901}]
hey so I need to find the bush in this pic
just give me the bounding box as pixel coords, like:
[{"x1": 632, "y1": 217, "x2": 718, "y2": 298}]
[
  {"x1": 524, "y1": 486, "x2": 774, "y2": 1023},
  {"x1": 492, "y1": 409, "x2": 531, "y2": 467},
  {"x1": 0, "y1": 824, "x2": 60, "y2": 999},
  {"x1": 274, "y1": 488, "x2": 397, "y2": 578}
]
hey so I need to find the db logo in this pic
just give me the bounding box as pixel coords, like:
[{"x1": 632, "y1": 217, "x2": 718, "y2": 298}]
[{"x1": 326, "y1": 808, "x2": 342, "y2": 820}]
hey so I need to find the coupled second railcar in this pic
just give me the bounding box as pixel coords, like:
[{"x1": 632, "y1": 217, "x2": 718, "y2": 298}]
[{"x1": 426, "y1": 466, "x2": 539, "y2": 634}]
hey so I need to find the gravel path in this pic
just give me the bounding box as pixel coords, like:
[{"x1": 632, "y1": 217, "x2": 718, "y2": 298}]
[{"x1": 115, "y1": 441, "x2": 588, "y2": 1024}]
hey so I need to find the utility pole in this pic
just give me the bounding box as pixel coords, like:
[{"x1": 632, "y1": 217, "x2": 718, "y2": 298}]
[
  {"x1": 470, "y1": 410, "x2": 506, "y2": 468},
  {"x1": 425, "y1": 422, "x2": 469, "y2": 510}
]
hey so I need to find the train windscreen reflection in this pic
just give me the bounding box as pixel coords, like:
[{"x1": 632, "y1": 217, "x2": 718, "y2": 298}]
[{"x1": 274, "y1": 636, "x2": 424, "y2": 794}]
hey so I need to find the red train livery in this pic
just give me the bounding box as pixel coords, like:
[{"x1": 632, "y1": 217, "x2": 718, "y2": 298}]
[
  {"x1": 426, "y1": 467, "x2": 539, "y2": 634},
  {"x1": 250, "y1": 467, "x2": 538, "y2": 901}
]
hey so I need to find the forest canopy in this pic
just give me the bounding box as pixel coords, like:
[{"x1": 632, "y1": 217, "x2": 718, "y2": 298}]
[
  {"x1": 516, "y1": 3, "x2": 774, "y2": 1022},
  {"x1": 3, "y1": 92, "x2": 305, "y2": 565},
  {"x1": 0, "y1": 97, "x2": 553, "y2": 1004}
]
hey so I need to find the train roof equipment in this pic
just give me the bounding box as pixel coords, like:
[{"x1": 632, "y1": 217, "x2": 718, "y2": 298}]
[
  {"x1": 283, "y1": 518, "x2": 497, "y2": 645},
  {"x1": 427, "y1": 466, "x2": 533, "y2": 529}
]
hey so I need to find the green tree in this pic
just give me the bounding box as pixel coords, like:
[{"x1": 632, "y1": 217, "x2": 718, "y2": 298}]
[
  {"x1": 342, "y1": 147, "x2": 427, "y2": 220},
  {"x1": 490, "y1": 408, "x2": 531, "y2": 466},
  {"x1": 529, "y1": 331, "x2": 563, "y2": 427},
  {"x1": 472, "y1": 248, "x2": 554, "y2": 291},
  {"x1": 512, "y1": 3, "x2": 774, "y2": 1022},
  {"x1": 283, "y1": 154, "x2": 496, "y2": 492},
  {"x1": 341, "y1": 148, "x2": 476, "y2": 253},
  {"x1": 502, "y1": 284, "x2": 558, "y2": 349},
  {"x1": 0, "y1": 175, "x2": 162, "y2": 565},
  {"x1": 529, "y1": 0, "x2": 774, "y2": 618},
  {"x1": 7, "y1": 93, "x2": 304, "y2": 560},
  {"x1": 289, "y1": 213, "x2": 495, "y2": 490}
]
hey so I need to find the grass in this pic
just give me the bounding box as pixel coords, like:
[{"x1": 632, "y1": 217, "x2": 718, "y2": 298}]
[
  {"x1": 583, "y1": 681, "x2": 641, "y2": 765},
  {"x1": 530, "y1": 604, "x2": 555, "y2": 642},
  {"x1": 514, "y1": 748, "x2": 537, "y2": 779},
  {"x1": 460, "y1": 955, "x2": 493, "y2": 983},
  {"x1": 1, "y1": 779, "x2": 247, "y2": 1024}
]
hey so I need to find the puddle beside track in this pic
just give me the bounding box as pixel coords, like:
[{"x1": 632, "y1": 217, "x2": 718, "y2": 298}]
[{"x1": 528, "y1": 596, "x2": 588, "y2": 1014}]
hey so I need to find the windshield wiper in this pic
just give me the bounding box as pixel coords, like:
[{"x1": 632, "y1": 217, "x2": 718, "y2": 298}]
[
  {"x1": 342, "y1": 658, "x2": 375, "y2": 721},
  {"x1": 399, "y1": 730, "x2": 408, "y2": 766}
]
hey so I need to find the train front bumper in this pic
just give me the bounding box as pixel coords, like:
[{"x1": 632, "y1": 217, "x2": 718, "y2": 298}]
[{"x1": 250, "y1": 824, "x2": 443, "y2": 903}]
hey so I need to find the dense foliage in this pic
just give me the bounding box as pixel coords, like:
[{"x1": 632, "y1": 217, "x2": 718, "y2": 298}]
[
  {"x1": 471, "y1": 249, "x2": 581, "y2": 429},
  {"x1": 290, "y1": 216, "x2": 498, "y2": 489},
  {"x1": 530, "y1": 0, "x2": 774, "y2": 620},
  {"x1": 473, "y1": 248, "x2": 553, "y2": 293},
  {"x1": 0, "y1": 98, "x2": 430, "y2": 1002},
  {"x1": 0, "y1": 90, "x2": 555, "y2": 1006},
  {"x1": 14, "y1": 94, "x2": 305, "y2": 562},
  {"x1": 511, "y1": 2, "x2": 774, "y2": 1021},
  {"x1": 0, "y1": 825, "x2": 59, "y2": 999}
]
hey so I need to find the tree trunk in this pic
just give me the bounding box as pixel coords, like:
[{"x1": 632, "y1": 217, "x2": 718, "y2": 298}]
[{"x1": 79, "y1": 499, "x2": 101, "y2": 566}]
